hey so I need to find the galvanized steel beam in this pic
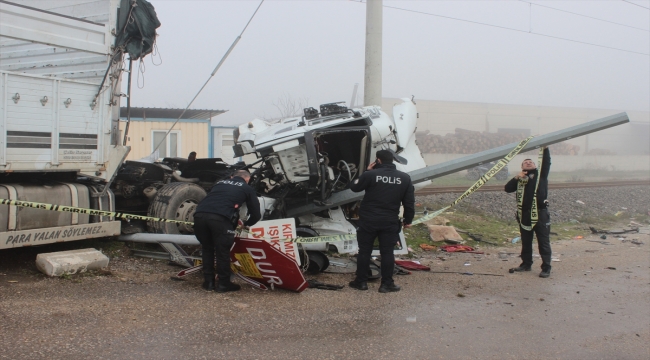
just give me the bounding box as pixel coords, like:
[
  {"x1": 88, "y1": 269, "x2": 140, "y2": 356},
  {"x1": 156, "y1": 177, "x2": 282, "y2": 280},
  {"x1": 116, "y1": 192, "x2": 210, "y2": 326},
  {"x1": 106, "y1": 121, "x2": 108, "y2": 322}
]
[{"x1": 286, "y1": 112, "x2": 629, "y2": 217}]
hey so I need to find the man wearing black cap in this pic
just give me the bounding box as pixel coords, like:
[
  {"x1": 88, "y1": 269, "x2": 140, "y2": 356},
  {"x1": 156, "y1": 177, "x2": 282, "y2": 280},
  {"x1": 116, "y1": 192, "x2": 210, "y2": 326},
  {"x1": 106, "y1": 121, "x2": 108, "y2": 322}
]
[
  {"x1": 194, "y1": 170, "x2": 261, "y2": 292},
  {"x1": 348, "y1": 149, "x2": 415, "y2": 293}
]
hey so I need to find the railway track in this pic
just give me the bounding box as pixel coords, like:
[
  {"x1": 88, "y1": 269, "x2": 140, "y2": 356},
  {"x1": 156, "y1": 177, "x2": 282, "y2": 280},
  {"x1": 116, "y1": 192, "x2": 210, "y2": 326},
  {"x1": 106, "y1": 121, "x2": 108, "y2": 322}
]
[{"x1": 416, "y1": 180, "x2": 650, "y2": 195}]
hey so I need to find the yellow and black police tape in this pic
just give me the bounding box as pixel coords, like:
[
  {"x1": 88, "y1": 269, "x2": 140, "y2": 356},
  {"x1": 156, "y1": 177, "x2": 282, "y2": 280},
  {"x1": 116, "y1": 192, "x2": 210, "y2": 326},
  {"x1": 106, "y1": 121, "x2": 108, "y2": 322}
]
[
  {"x1": 0, "y1": 136, "x2": 535, "y2": 243},
  {"x1": 412, "y1": 135, "x2": 534, "y2": 225},
  {"x1": 0, "y1": 198, "x2": 195, "y2": 225},
  {"x1": 0, "y1": 197, "x2": 355, "y2": 244}
]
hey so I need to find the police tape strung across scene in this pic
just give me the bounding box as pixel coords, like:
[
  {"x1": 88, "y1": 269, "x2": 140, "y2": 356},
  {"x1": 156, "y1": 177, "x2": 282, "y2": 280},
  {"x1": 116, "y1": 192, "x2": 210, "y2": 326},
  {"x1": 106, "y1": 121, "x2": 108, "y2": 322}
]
[
  {"x1": 0, "y1": 198, "x2": 195, "y2": 226},
  {"x1": 412, "y1": 136, "x2": 534, "y2": 225},
  {"x1": 0, "y1": 136, "x2": 535, "y2": 244}
]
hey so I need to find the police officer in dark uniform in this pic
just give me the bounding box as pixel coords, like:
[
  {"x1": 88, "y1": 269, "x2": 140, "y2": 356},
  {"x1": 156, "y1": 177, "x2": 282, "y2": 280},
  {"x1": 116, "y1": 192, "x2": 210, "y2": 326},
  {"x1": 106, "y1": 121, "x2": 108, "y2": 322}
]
[
  {"x1": 194, "y1": 170, "x2": 261, "y2": 293},
  {"x1": 349, "y1": 150, "x2": 415, "y2": 293},
  {"x1": 505, "y1": 147, "x2": 552, "y2": 278}
]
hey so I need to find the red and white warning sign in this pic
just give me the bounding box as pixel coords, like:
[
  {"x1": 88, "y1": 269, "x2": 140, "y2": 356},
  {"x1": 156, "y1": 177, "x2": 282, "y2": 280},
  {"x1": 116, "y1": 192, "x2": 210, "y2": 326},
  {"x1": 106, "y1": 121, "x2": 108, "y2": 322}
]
[
  {"x1": 244, "y1": 218, "x2": 300, "y2": 265},
  {"x1": 230, "y1": 237, "x2": 308, "y2": 292}
]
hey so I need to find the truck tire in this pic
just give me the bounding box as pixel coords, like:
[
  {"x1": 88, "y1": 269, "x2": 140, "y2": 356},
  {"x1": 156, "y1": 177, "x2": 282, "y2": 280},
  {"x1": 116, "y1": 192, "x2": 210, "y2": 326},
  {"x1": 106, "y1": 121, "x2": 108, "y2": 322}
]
[
  {"x1": 297, "y1": 227, "x2": 330, "y2": 273},
  {"x1": 496, "y1": 169, "x2": 509, "y2": 181},
  {"x1": 147, "y1": 182, "x2": 207, "y2": 234}
]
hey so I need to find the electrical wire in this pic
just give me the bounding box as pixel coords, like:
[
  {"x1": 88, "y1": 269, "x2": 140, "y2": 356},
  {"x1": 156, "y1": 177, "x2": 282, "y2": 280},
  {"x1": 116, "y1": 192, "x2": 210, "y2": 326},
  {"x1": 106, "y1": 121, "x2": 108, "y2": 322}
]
[
  {"x1": 622, "y1": 0, "x2": 650, "y2": 10},
  {"x1": 151, "y1": 0, "x2": 265, "y2": 155},
  {"x1": 350, "y1": 1, "x2": 649, "y2": 56},
  {"x1": 520, "y1": 0, "x2": 649, "y2": 32}
]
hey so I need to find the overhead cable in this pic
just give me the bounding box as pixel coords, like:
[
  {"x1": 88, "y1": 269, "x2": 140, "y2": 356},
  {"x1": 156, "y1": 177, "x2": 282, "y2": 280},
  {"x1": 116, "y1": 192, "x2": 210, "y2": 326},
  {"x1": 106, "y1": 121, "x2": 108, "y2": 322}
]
[
  {"x1": 520, "y1": 0, "x2": 649, "y2": 32},
  {"x1": 152, "y1": 0, "x2": 265, "y2": 155},
  {"x1": 622, "y1": 0, "x2": 650, "y2": 10},
  {"x1": 370, "y1": 3, "x2": 649, "y2": 56}
]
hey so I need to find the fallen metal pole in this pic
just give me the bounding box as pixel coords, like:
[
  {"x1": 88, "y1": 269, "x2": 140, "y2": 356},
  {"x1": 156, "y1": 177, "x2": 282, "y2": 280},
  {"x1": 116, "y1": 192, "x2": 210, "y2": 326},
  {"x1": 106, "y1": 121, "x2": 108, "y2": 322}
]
[
  {"x1": 119, "y1": 233, "x2": 200, "y2": 245},
  {"x1": 287, "y1": 112, "x2": 629, "y2": 217}
]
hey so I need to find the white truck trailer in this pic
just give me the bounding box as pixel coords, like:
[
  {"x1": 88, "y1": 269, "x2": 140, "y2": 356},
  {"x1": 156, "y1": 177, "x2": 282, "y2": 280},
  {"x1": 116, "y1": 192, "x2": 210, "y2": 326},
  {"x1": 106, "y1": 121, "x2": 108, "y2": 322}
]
[{"x1": 0, "y1": 0, "x2": 132, "y2": 249}]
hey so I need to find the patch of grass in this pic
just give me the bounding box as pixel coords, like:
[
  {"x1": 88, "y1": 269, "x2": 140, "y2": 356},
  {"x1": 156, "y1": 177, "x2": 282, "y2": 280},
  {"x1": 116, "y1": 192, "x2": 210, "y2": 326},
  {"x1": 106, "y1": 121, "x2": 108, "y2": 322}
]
[
  {"x1": 577, "y1": 214, "x2": 620, "y2": 225},
  {"x1": 444, "y1": 211, "x2": 514, "y2": 247},
  {"x1": 552, "y1": 223, "x2": 587, "y2": 240},
  {"x1": 408, "y1": 202, "x2": 518, "y2": 250},
  {"x1": 60, "y1": 273, "x2": 72, "y2": 280},
  {"x1": 407, "y1": 201, "x2": 617, "y2": 250},
  {"x1": 403, "y1": 223, "x2": 432, "y2": 250}
]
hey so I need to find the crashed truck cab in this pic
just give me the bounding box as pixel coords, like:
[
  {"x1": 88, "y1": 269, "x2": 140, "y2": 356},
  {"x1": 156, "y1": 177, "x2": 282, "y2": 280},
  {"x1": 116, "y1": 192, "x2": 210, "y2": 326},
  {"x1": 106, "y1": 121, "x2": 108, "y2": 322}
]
[{"x1": 232, "y1": 99, "x2": 429, "y2": 265}]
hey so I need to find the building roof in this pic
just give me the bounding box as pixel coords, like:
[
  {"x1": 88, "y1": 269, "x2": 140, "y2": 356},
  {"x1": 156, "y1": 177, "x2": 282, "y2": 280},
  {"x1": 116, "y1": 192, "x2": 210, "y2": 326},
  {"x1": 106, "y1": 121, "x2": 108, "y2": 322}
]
[{"x1": 120, "y1": 107, "x2": 227, "y2": 120}]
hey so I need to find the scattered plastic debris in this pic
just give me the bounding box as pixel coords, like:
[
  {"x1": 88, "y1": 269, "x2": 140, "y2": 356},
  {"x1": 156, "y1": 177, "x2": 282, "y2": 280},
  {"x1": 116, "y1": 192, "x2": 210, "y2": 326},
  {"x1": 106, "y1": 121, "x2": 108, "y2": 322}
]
[
  {"x1": 440, "y1": 245, "x2": 476, "y2": 253},
  {"x1": 573, "y1": 236, "x2": 584, "y2": 240},
  {"x1": 576, "y1": 200, "x2": 585, "y2": 205},
  {"x1": 427, "y1": 225, "x2": 464, "y2": 242},
  {"x1": 511, "y1": 236, "x2": 521, "y2": 244},
  {"x1": 463, "y1": 261, "x2": 471, "y2": 266},
  {"x1": 587, "y1": 240, "x2": 611, "y2": 245},
  {"x1": 395, "y1": 260, "x2": 431, "y2": 271},
  {"x1": 406, "y1": 316, "x2": 417, "y2": 323},
  {"x1": 307, "y1": 279, "x2": 345, "y2": 290},
  {"x1": 467, "y1": 233, "x2": 499, "y2": 246},
  {"x1": 605, "y1": 267, "x2": 616, "y2": 270},
  {"x1": 551, "y1": 257, "x2": 561, "y2": 262},
  {"x1": 614, "y1": 211, "x2": 624, "y2": 217},
  {"x1": 419, "y1": 244, "x2": 437, "y2": 251}
]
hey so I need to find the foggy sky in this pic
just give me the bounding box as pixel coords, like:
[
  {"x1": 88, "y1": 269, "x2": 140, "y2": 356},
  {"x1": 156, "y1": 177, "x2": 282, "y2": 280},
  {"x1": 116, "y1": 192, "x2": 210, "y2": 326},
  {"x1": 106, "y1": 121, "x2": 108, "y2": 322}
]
[{"x1": 125, "y1": 0, "x2": 650, "y2": 126}]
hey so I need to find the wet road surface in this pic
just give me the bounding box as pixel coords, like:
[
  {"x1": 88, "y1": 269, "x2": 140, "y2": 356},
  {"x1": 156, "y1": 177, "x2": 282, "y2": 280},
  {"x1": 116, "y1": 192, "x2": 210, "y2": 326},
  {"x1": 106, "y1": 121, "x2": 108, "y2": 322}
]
[{"x1": 1, "y1": 233, "x2": 648, "y2": 359}]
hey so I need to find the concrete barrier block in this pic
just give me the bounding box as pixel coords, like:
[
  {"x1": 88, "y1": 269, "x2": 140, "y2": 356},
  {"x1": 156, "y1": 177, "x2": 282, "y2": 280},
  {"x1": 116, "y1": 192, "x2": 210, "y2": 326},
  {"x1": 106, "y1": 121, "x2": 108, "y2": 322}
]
[{"x1": 35, "y1": 248, "x2": 109, "y2": 277}]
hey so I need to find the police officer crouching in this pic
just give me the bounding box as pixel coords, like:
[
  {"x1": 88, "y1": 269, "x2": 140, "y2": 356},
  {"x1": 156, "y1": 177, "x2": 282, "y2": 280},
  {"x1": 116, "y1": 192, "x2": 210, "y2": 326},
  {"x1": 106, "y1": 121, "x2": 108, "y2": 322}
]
[
  {"x1": 349, "y1": 150, "x2": 415, "y2": 293},
  {"x1": 194, "y1": 170, "x2": 261, "y2": 293}
]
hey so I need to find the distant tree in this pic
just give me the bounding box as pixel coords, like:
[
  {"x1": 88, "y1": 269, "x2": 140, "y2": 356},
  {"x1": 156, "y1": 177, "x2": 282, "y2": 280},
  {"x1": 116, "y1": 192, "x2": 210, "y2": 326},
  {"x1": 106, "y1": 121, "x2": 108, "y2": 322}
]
[{"x1": 271, "y1": 93, "x2": 310, "y2": 120}]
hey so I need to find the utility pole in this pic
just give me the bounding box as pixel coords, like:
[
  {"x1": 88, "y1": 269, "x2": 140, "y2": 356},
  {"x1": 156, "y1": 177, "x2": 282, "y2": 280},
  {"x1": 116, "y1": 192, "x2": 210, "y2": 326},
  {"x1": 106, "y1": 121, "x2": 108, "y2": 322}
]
[{"x1": 364, "y1": 0, "x2": 382, "y2": 107}]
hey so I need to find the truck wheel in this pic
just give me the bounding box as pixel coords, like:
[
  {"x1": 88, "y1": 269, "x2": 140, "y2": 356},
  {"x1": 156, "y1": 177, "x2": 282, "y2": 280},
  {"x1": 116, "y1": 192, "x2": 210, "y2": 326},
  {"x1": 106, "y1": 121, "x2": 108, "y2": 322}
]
[
  {"x1": 297, "y1": 227, "x2": 330, "y2": 273},
  {"x1": 306, "y1": 251, "x2": 330, "y2": 274},
  {"x1": 148, "y1": 182, "x2": 207, "y2": 234},
  {"x1": 496, "y1": 170, "x2": 509, "y2": 180}
]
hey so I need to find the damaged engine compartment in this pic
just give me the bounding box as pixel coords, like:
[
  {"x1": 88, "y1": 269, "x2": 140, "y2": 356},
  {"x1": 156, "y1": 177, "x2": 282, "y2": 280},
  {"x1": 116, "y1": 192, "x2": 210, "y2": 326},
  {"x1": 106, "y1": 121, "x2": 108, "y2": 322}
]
[
  {"x1": 232, "y1": 99, "x2": 428, "y2": 256},
  {"x1": 111, "y1": 99, "x2": 427, "y2": 272}
]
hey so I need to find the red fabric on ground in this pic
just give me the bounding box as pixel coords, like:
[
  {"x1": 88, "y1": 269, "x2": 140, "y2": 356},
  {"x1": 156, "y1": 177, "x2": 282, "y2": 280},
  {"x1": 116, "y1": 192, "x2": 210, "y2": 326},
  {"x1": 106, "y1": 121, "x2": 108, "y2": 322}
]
[
  {"x1": 395, "y1": 260, "x2": 431, "y2": 271},
  {"x1": 439, "y1": 245, "x2": 475, "y2": 252}
]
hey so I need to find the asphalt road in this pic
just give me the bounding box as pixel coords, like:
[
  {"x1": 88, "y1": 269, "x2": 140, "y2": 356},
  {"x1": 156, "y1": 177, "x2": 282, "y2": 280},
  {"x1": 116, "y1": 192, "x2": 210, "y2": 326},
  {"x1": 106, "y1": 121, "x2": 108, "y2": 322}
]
[{"x1": 1, "y1": 232, "x2": 648, "y2": 359}]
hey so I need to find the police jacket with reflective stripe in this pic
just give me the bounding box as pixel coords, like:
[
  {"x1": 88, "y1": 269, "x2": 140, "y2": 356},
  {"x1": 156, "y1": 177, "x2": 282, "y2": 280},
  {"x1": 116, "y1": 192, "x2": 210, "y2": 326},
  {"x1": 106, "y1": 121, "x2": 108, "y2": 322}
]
[
  {"x1": 195, "y1": 176, "x2": 261, "y2": 226},
  {"x1": 350, "y1": 163, "x2": 415, "y2": 224}
]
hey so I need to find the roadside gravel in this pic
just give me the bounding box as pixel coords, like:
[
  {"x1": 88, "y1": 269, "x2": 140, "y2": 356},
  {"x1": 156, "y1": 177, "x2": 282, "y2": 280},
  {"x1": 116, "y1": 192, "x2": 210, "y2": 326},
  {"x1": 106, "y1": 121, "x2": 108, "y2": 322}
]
[{"x1": 418, "y1": 185, "x2": 650, "y2": 223}]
